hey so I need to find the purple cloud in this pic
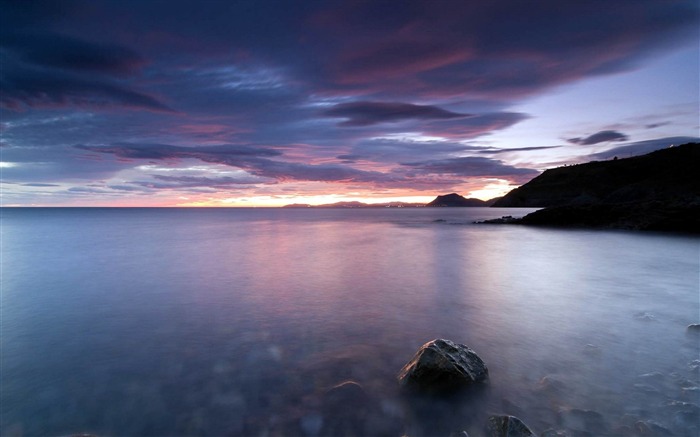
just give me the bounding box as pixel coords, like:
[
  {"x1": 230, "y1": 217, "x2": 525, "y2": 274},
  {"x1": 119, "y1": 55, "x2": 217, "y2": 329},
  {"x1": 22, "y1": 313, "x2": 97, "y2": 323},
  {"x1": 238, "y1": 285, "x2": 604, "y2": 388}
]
[
  {"x1": 419, "y1": 112, "x2": 529, "y2": 139},
  {"x1": 1, "y1": 0, "x2": 697, "y2": 204},
  {"x1": 323, "y1": 101, "x2": 471, "y2": 127},
  {"x1": 344, "y1": 138, "x2": 480, "y2": 163},
  {"x1": 75, "y1": 143, "x2": 280, "y2": 160},
  {"x1": 75, "y1": 142, "x2": 390, "y2": 184},
  {"x1": 20, "y1": 182, "x2": 61, "y2": 187},
  {"x1": 477, "y1": 146, "x2": 562, "y2": 154},
  {"x1": 568, "y1": 130, "x2": 629, "y2": 145},
  {"x1": 3, "y1": 32, "x2": 145, "y2": 75},
  {"x1": 311, "y1": 1, "x2": 699, "y2": 98},
  {"x1": 1, "y1": 64, "x2": 173, "y2": 112},
  {"x1": 645, "y1": 121, "x2": 671, "y2": 129},
  {"x1": 1, "y1": 28, "x2": 167, "y2": 112},
  {"x1": 402, "y1": 156, "x2": 539, "y2": 183},
  {"x1": 150, "y1": 175, "x2": 263, "y2": 187}
]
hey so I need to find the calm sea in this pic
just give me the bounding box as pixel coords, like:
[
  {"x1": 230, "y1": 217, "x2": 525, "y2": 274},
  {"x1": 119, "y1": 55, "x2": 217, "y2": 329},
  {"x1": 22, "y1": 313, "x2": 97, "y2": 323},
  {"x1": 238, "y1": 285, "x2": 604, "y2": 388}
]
[{"x1": 1, "y1": 207, "x2": 698, "y2": 436}]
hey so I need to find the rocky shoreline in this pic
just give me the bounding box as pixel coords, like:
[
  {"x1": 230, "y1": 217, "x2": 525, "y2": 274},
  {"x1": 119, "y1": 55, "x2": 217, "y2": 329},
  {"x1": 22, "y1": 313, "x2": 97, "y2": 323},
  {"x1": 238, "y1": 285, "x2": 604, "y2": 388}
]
[
  {"x1": 478, "y1": 201, "x2": 700, "y2": 233},
  {"x1": 479, "y1": 142, "x2": 700, "y2": 233}
]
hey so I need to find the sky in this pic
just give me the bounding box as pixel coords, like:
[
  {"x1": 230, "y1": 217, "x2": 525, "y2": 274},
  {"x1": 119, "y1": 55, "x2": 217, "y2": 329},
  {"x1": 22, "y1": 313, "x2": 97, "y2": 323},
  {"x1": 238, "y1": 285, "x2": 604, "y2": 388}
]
[{"x1": 1, "y1": 0, "x2": 698, "y2": 207}]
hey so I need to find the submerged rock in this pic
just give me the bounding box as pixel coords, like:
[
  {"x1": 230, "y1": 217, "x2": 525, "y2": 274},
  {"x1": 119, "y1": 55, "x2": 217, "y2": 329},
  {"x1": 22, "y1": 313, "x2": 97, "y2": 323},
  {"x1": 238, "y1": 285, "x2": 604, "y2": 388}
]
[
  {"x1": 634, "y1": 312, "x2": 657, "y2": 321},
  {"x1": 323, "y1": 380, "x2": 368, "y2": 405},
  {"x1": 319, "y1": 381, "x2": 369, "y2": 436},
  {"x1": 687, "y1": 324, "x2": 700, "y2": 333},
  {"x1": 634, "y1": 420, "x2": 674, "y2": 436},
  {"x1": 557, "y1": 408, "x2": 606, "y2": 434},
  {"x1": 397, "y1": 339, "x2": 488, "y2": 393},
  {"x1": 487, "y1": 415, "x2": 536, "y2": 437}
]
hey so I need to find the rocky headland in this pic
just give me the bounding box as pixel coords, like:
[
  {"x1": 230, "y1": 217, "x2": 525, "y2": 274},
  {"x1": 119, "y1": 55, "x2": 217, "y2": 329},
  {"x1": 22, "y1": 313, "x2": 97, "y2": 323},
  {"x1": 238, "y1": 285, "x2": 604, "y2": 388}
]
[{"x1": 487, "y1": 142, "x2": 700, "y2": 232}]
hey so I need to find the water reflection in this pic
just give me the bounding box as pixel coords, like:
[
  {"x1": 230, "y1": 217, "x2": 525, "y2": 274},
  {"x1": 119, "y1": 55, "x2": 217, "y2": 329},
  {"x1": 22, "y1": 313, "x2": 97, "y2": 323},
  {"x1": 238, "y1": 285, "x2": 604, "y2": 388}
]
[{"x1": 1, "y1": 208, "x2": 698, "y2": 436}]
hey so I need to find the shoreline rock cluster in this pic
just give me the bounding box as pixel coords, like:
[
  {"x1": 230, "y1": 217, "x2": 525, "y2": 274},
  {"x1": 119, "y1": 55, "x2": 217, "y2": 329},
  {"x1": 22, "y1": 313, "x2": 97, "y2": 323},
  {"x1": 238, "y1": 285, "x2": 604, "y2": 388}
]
[{"x1": 479, "y1": 201, "x2": 700, "y2": 233}]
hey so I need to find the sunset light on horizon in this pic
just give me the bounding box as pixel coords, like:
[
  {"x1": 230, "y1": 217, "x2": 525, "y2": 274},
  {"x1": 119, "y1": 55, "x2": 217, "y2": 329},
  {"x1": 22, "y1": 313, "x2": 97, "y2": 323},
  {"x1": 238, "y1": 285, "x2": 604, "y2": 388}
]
[{"x1": 1, "y1": 0, "x2": 698, "y2": 207}]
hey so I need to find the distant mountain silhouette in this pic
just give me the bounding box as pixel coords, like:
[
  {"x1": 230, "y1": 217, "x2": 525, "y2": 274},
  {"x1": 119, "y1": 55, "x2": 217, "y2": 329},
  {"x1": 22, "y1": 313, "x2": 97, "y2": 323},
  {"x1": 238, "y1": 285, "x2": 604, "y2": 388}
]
[
  {"x1": 488, "y1": 142, "x2": 700, "y2": 232},
  {"x1": 427, "y1": 193, "x2": 489, "y2": 207},
  {"x1": 284, "y1": 194, "x2": 497, "y2": 208},
  {"x1": 282, "y1": 201, "x2": 424, "y2": 208}
]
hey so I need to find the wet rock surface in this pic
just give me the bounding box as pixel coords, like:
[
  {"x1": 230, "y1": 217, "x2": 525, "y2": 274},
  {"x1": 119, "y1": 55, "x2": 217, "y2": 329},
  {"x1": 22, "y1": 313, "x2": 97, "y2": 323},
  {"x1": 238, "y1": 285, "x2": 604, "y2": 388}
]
[
  {"x1": 487, "y1": 415, "x2": 536, "y2": 436},
  {"x1": 398, "y1": 339, "x2": 489, "y2": 394},
  {"x1": 687, "y1": 324, "x2": 700, "y2": 333}
]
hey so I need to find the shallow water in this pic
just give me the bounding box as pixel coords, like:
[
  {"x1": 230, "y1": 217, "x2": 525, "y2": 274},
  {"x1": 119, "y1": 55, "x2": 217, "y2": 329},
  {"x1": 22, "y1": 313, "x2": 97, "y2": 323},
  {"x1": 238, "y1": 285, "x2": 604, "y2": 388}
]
[{"x1": 1, "y1": 207, "x2": 698, "y2": 436}]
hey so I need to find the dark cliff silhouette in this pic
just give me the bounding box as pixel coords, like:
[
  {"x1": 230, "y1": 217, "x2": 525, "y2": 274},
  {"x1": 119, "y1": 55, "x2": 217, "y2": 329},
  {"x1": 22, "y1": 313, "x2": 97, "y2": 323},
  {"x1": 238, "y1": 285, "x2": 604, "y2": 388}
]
[{"x1": 489, "y1": 142, "x2": 700, "y2": 232}]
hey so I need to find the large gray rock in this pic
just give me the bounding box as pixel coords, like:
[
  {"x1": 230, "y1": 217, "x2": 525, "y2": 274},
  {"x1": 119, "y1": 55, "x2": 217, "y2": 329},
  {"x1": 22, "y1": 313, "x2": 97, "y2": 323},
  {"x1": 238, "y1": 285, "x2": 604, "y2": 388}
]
[
  {"x1": 487, "y1": 415, "x2": 536, "y2": 437},
  {"x1": 397, "y1": 339, "x2": 488, "y2": 393}
]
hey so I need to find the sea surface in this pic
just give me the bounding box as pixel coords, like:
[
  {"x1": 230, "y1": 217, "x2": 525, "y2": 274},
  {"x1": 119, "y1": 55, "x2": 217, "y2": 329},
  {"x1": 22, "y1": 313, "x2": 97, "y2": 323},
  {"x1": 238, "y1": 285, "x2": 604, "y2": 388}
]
[{"x1": 1, "y1": 207, "x2": 698, "y2": 437}]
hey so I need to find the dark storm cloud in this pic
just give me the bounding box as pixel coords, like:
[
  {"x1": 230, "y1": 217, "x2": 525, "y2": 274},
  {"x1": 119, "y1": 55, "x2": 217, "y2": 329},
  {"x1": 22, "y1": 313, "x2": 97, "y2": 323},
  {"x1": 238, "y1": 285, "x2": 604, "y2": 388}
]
[
  {"x1": 402, "y1": 156, "x2": 539, "y2": 183},
  {"x1": 323, "y1": 101, "x2": 471, "y2": 127},
  {"x1": 568, "y1": 130, "x2": 629, "y2": 145}
]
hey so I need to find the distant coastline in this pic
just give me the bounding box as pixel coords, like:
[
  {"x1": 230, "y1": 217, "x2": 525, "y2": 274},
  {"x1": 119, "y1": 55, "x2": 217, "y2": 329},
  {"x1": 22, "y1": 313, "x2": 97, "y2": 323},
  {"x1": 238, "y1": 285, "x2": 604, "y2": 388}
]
[
  {"x1": 282, "y1": 193, "x2": 498, "y2": 208},
  {"x1": 282, "y1": 201, "x2": 426, "y2": 208},
  {"x1": 282, "y1": 143, "x2": 700, "y2": 233}
]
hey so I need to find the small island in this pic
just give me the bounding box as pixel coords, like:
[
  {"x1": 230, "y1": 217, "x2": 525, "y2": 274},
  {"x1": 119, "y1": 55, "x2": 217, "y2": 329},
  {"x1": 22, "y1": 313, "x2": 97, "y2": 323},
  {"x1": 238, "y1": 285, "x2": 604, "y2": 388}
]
[{"x1": 425, "y1": 193, "x2": 496, "y2": 207}]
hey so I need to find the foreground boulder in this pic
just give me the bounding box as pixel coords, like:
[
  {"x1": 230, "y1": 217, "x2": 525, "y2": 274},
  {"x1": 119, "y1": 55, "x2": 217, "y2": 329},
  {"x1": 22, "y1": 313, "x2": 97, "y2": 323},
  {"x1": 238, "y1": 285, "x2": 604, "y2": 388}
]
[
  {"x1": 398, "y1": 339, "x2": 488, "y2": 393},
  {"x1": 487, "y1": 415, "x2": 536, "y2": 437}
]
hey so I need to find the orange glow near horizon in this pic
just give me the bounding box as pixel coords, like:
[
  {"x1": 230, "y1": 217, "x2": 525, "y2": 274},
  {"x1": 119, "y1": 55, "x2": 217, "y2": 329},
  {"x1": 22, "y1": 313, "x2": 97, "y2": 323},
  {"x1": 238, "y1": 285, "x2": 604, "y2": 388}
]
[
  {"x1": 176, "y1": 194, "x2": 437, "y2": 207},
  {"x1": 1, "y1": 176, "x2": 519, "y2": 207},
  {"x1": 1, "y1": 187, "x2": 517, "y2": 208},
  {"x1": 174, "y1": 185, "x2": 516, "y2": 207}
]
